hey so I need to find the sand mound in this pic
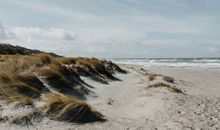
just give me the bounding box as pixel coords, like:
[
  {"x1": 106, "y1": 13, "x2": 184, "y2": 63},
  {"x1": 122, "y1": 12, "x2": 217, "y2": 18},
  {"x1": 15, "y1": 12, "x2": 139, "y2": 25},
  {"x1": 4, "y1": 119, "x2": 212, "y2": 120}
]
[{"x1": 0, "y1": 44, "x2": 125, "y2": 125}]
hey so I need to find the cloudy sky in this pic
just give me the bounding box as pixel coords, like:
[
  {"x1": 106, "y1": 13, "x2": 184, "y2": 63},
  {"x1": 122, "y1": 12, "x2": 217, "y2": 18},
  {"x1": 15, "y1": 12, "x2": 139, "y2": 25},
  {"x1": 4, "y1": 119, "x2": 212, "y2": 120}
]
[{"x1": 0, "y1": 0, "x2": 220, "y2": 58}]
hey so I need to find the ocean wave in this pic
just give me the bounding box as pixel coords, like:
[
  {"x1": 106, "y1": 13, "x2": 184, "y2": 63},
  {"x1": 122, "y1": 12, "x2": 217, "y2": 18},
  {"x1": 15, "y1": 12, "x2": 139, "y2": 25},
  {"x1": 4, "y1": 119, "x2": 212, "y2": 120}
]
[{"x1": 109, "y1": 58, "x2": 220, "y2": 68}]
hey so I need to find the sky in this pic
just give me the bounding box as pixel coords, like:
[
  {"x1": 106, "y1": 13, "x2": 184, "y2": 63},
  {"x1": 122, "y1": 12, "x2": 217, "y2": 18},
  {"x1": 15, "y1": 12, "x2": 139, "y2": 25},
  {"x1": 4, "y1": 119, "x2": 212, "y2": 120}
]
[{"x1": 0, "y1": 0, "x2": 220, "y2": 58}]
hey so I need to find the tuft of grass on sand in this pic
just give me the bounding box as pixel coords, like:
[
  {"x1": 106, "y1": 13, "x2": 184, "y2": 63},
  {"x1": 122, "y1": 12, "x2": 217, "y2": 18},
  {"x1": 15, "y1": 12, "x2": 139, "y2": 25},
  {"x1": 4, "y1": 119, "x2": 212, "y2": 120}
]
[
  {"x1": 148, "y1": 74, "x2": 158, "y2": 81},
  {"x1": 163, "y1": 76, "x2": 175, "y2": 83},
  {"x1": 41, "y1": 93, "x2": 106, "y2": 123},
  {"x1": 68, "y1": 57, "x2": 117, "y2": 83},
  {"x1": 17, "y1": 73, "x2": 48, "y2": 92},
  {"x1": 10, "y1": 81, "x2": 40, "y2": 98},
  {"x1": 5, "y1": 94, "x2": 34, "y2": 106},
  {"x1": 57, "y1": 57, "x2": 76, "y2": 65},
  {"x1": 0, "y1": 111, "x2": 42, "y2": 126},
  {"x1": 148, "y1": 82, "x2": 184, "y2": 94},
  {"x1": 0, "y1": 72, "x2": 14, "y2": 83},
  {"x1": 32, "y1": 63, "x2": 83, "y2": 93},
  {"x1": 0, "y1": 53, "x2": 59, "y2": 73},
  {"x1": 11, "y1": 111, "x2": 42, "y2": 126},
  {"x1": 0, "y1": 78, "x2": 36, "y2": 106}
]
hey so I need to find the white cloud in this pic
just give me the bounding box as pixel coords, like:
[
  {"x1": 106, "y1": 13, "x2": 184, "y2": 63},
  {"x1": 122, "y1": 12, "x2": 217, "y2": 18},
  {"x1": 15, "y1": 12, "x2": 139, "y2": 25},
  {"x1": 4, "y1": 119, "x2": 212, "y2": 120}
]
[
  {"x1": 1, "y1": 25, "x2": 220, "y2": 58},
  {"x1": 1, "y1": 25, "x2": 146, "y2": 57},
  {"x1": 1, "y1": 26, "x2": 75, "y2": 53},
  {"x1": 7, "y1": 27, "x2": 76, "y2": 41}
]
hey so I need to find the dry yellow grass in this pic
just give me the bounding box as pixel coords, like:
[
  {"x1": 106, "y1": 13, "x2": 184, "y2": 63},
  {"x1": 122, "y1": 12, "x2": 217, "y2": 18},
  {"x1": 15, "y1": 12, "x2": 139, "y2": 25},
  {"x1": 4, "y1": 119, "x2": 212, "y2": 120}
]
[
  {"x1": 10, "y1": 81, "x2": 40, "y2": 98},
  {"x1": 42, "y1": 93, "x2": 105, "y2": 123},
  {"x1": 0, "y1": 50, "x2": 125, "y2": 124},
  {"x1": 73, "y1": 57, "x2": 124, "y2": 75},
  {"x1": 74, "y1": 57, "x2": 103, "y2": 65},
  {"x1": 17, "y1": 73, "x2": 47, "y2": 92},
  {"x1": 11, "y1": 112, "x2": 40, "y2": 126},
  {"x1": 0, "y1": 82, "x2": 34, "y2": 105},
  {"x1": 0, "y1": 54, "x2": 123, "y2": 98},
  {"x1": 0, "y1": 72, "x2": 14, "y2": 83},
  {"x1": 0, "y1": 55, "x2": 109, "y2": 101},
  {"x1": 32, "y1": 63, "x2": 81, "y2": 92},
  {"x1": 7, "y1": 95, "x2": 34, "y2": 106},
  {"x1": 57, "y1": 57, "x2": 76, "y2": 65},
  {"x1": 0, "y1": 53, "x2": 59, "y2": 73},
  {"x1": 70, "y1": 57, "x2": 118, "y2": 82},
  {"x1": 148, "y1": 74, "x2": 157, "y2": 81},
  {"x1": 34, "y1": 53, "x2": 54, "y2": 65},
  {"x1": 0, "y1": 72, "x2": 40, "y2": 98},
  {"x1": 148, "y1": 82, "x2": 184, "y2": 94}
]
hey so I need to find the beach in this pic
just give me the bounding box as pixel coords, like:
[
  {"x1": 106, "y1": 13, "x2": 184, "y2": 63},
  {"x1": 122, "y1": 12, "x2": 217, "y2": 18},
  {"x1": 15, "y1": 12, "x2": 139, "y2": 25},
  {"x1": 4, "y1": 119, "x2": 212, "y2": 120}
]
[
  {"x1": 2, "y1": 64, "x2": 219, "y2": 130},
  {"x1": 71, "y1": 65, "x2": 220, "y2": 130}
]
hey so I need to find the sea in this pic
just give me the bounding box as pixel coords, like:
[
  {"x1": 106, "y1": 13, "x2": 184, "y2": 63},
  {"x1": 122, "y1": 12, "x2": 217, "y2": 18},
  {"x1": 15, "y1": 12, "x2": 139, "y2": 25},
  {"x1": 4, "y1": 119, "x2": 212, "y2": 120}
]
[{"x1": 108, "y1": 58, "x2": 220, "y2": 68}]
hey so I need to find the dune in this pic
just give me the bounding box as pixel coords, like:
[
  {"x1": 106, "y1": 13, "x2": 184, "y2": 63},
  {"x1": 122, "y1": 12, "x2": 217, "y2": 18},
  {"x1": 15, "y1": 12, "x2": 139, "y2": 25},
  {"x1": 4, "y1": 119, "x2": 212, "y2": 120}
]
[{"x1": 0, "y1": 44, "x2": 126, "y2": 126}]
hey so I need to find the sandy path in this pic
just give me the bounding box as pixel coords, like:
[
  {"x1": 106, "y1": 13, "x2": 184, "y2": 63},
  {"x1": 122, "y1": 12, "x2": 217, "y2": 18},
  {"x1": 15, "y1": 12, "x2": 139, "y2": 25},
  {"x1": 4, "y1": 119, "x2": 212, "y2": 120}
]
[
  {"x1": 75, "y1": 66, "x2": 166, "y2": 129},
  {"x1": 71, "y1": 66, "x2": 185, "y2": 130},
  {"x1": 93, "y1": 68, "x2": 164, "y2": 118}
]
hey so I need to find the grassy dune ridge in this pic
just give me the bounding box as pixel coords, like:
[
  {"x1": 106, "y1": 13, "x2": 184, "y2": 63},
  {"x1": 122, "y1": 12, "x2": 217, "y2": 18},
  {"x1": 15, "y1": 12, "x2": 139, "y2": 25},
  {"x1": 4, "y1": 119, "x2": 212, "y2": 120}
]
[{"x1": 0, "y1": 44, "x2": 126, "y2": 124}]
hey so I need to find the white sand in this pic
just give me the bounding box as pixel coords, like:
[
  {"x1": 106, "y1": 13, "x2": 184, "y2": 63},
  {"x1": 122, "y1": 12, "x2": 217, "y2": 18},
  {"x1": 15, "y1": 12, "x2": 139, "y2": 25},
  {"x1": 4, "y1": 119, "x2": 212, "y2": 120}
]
[{"x1": 0, "y1": 65, "x2": 220, "y2": 130}]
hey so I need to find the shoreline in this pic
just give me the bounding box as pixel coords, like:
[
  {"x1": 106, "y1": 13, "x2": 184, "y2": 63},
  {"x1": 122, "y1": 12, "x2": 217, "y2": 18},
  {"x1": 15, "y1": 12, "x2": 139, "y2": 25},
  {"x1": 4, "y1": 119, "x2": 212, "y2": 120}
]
[{"x1": 119, "y1": 63, "x2": 220, "y2": 69}]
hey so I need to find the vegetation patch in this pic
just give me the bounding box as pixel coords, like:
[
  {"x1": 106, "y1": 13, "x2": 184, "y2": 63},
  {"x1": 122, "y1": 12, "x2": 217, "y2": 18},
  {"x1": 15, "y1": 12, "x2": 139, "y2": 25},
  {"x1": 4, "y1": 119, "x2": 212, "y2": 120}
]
[
  {"x1": 148, "y1": 74, "x2": 158, "y2": 81},
  {"x1": 11, "y1": 111, "x2": 42, "y2": 126},
  {"x1": 163, "y1": 76, "x2": 175, "y2": 83},
  {"x1": 148, "y1": 82, "x2": 184, "y2": 94},
  {"x1": 41, "y1": 93, "x2": 106, "y2": 123},
  {"x1": 0, "y1": 44, "x2": 126, "y2": 124}
]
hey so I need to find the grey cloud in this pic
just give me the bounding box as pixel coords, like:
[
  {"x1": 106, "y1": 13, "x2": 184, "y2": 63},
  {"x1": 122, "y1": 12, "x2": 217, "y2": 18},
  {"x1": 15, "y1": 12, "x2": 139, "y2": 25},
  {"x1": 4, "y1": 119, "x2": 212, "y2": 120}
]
[
  {"x1": 1, "y1": 26, "x2": 220, "y2": 58},
  {"x1": 0, "y1": 24, "x2": 8, "y2": 40}
]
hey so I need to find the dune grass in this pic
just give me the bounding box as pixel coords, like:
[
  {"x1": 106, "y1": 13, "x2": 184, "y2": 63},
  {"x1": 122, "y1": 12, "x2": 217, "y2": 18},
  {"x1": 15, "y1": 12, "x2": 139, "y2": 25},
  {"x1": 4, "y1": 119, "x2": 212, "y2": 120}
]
[
  {"x1": 148, "y1": 74, "x2": 158, "y2": 81},
  {"x1": 148, "y1": 82, "x2": 184, "y2": 94},
  {"x1": 17, "y1": 73, "x2": 48, "y2": 92},
  {"x1": 163, "y1": 76, "x2": 175, "y2": 83},
  {"x1": 0, "y1": 53, "x2": 57, "y2": 73},
  {"x1": 42, "y1": 93, "x2": 105, "y2": 123},
  {"x1": 0, "y1": 48, "x2": 125, "y2": 124},
  {"x1": 0, "y1": 52, "x2": 125, "y2": 94},
  {"x1": 0, "y1": 53, "x2": 123, "y2": 100},
  {"x1": 10, "y1": 81, "x2": 40, "y2": 98},
  {"x1": 0, "y1": 72, "x2": 14, "y2": 83},
  {"x1": 0, "y1": 72, "x2": 40, "y2": 98},
  {"x1": 57, "y1": 57, "x2": 76, "y2": 65},
  {"x1": 0, "y1": 84, "x2": 34, "y2": 105},
  {"x1": 11, "y1": 111, "x2": 42, "y2": 126},
  {"x1": 0, "y1": 110, "x2": 42, "y2": 126}
]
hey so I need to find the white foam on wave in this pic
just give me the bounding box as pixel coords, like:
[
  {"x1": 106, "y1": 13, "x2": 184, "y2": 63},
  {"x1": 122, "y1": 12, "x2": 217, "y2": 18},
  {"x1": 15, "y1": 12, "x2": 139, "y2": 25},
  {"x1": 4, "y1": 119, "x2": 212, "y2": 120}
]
[{"x1": 109, "y1": 58, "x2": 220, "y2": 68}]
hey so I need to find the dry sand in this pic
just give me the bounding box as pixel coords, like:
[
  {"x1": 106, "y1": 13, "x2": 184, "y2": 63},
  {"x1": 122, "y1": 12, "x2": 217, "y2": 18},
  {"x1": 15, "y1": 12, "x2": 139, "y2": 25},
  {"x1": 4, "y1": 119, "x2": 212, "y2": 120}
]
[{"x1": 0, "y1": 65, "x2": 220, "y2": 130}]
